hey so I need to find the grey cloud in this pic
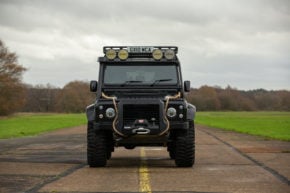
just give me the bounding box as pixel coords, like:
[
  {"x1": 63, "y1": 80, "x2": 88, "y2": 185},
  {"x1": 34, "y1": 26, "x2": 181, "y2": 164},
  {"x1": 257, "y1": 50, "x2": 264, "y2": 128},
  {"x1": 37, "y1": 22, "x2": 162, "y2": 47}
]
[{"x1": 0, "y1": 0, "x2": 289, "y2": 90}]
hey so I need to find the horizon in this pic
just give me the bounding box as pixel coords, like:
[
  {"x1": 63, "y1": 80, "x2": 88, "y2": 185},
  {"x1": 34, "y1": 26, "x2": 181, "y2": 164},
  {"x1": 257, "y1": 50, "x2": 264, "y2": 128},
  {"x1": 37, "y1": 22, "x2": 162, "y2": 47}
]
[{"x1": 23, "y1": 79, "x2": 290, "y2": 92}]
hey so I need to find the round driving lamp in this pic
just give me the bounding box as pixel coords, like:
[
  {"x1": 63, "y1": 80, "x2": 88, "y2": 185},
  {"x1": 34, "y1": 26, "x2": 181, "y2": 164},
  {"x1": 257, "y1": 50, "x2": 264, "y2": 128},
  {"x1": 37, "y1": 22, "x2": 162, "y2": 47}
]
[
  {"x1": 118, "y1": 49, "x2": 129, "y2": 60},
  {"x1": 105, "y1": 108, "x2": 116, "y2": 118},
  {"x1": 152, "y1": 49, "x2": 163, "y2": 60},
  {"x1": 106, "y1": 49, "x2": 117, "y2": 60},
  {"x1": 167, "y1": 107, "x2": 177, "y2": 118},
  {"x1": 164, "y1": 49, "x2": 175, "y2": 60}
]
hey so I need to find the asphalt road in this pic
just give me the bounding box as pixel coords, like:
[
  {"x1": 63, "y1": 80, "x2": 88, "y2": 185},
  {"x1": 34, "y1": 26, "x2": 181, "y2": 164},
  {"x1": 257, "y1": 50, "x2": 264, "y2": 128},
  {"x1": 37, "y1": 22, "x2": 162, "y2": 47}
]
[{"x1": 0, "y1": 125, "x2": 289, "y2": 193}]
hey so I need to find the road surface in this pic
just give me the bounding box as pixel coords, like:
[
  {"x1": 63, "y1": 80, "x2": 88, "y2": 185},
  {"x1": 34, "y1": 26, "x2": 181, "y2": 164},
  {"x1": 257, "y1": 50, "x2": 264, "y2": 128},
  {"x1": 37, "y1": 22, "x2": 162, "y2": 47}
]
[{"x1": 0, "y1": 125, "x2": 289, "y2": 193}]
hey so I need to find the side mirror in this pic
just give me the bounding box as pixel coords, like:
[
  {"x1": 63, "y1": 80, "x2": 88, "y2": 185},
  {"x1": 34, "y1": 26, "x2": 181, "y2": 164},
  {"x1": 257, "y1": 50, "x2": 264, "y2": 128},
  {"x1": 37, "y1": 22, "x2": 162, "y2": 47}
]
[
  {"x1": 184, "y1": 80, "x2": 190, "y2": 92},
  {"x1": 90, "y1": 80, "x2": 98, "y2": 92}
]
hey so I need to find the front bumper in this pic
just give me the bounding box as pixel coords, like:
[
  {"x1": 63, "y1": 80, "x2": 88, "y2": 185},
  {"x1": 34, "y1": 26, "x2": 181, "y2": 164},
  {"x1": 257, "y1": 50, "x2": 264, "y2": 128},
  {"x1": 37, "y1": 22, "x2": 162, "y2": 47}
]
[{"x1": 95, "y1": 121, "x2": 189, "y2": 132}]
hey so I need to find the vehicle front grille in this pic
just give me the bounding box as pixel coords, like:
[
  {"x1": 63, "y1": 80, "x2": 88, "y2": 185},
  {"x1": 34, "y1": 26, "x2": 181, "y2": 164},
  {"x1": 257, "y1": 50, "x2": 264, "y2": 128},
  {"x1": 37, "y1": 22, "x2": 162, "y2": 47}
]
[{"x1": 123, "y1": 104, "x2": 159, "y2": 125}]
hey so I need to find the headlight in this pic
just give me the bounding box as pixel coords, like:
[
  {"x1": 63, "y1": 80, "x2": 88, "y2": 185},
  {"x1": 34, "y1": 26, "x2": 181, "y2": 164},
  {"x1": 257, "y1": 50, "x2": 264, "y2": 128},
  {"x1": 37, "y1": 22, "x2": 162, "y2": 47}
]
[
  {"x1": 105, "y1": 108, "x2": 115, "y2": 118},
  {"x1": 167, "y1": 107, "x2": 177, "y2": 118}
]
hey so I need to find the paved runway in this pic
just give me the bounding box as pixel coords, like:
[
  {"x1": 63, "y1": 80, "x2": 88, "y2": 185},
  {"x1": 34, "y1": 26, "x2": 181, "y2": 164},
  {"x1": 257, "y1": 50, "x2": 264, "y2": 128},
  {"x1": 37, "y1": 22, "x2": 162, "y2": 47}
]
[{"x1": 0, "y1": 125, "x2": 289, "y2": 193}]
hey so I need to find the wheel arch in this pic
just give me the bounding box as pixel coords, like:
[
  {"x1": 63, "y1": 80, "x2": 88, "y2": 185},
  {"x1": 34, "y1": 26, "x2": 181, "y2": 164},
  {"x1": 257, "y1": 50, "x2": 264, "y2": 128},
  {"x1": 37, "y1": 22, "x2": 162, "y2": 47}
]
[
  {"x1": 186, "y1": 103, "x2": 196, "y2": 121},
  {"x1": 86, "y1": 104, "x2": 95, "y2": 122}
]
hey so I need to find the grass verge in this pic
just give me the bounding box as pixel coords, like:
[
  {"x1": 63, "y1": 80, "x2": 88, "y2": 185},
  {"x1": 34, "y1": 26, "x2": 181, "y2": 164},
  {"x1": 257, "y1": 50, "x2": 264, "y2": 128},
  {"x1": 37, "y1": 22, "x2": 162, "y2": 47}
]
[
  {"x1": 195, "y1": 111, "x2": 290, "y2": 141},
  {"x1": 0, "y1": 113, "x2": 86, "y2": 139}
]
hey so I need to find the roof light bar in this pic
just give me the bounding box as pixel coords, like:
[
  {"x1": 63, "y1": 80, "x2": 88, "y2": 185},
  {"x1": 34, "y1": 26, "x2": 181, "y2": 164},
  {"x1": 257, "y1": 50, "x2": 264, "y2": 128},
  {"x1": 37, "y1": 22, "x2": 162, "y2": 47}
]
[{"x1": 103, "y1": 46, "x2": 177, "y2": 60}]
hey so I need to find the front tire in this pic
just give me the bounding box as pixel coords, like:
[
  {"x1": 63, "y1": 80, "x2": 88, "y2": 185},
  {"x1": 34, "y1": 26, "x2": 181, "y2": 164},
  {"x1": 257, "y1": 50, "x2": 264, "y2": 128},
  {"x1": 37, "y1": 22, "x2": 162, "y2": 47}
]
[
  {"x1": 175, "y1": 121, "x2": 195, "y2": 167},
  {"x1": 87, "y1": 122, "x2": 107, "y2": 167}
]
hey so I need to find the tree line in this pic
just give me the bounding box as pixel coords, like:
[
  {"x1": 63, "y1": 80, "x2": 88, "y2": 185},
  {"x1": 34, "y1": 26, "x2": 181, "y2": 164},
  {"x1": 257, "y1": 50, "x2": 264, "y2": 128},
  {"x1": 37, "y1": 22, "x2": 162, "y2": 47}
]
[
  {"x1": 22, "y1": 81, "x2": 95, "y2": 113},
  {"x1": 186, "y1": 86, "x2": 290, "y2": 111},
  {"x1": 7, "y1": 83, "x2": 290, "y2": 114}
]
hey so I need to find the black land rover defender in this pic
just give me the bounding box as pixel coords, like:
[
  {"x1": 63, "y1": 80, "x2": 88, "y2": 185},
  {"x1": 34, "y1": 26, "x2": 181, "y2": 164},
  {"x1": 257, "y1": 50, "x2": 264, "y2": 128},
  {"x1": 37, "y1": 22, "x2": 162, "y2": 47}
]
[{"x1": 86, "y1": 46, "x2": 196, "y2": 167}]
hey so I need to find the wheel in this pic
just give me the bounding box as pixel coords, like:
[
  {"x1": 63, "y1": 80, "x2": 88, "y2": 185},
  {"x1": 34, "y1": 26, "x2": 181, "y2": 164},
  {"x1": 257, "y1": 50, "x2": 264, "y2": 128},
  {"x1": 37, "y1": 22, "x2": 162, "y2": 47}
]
[
  {"x1": 87, "y1": 122, "x2": 107, "y2": 167},
  {"x1": 174, "y1": 121, "x2": 195, "y2": 167}
]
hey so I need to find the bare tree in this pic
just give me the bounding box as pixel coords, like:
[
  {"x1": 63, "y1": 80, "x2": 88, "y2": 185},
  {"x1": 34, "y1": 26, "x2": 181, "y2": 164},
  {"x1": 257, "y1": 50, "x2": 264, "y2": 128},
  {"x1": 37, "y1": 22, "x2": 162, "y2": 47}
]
[
  {"x1": 0, "y1": 39, "x2": 27, "y2": 115},
  {"x1": 22, "y1": 84, "x2": 60, "y2": 112}
]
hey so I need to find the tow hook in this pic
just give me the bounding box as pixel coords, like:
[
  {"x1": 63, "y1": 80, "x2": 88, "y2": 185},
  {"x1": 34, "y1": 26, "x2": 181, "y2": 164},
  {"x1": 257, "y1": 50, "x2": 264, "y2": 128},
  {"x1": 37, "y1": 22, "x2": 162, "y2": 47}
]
[{"x1": 132, "y1": 127, "x2": 150, "y2": 135}]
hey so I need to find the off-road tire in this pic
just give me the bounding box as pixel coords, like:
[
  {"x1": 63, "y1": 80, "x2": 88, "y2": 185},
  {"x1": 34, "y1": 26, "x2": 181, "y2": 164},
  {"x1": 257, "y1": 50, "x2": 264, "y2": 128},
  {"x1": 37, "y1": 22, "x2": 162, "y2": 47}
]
[
  {"x1": 87, "y1": 122, "x2": 107, "y2": 167},
  {"x1": 175, "y1": 121, "x2": 195, "y2": 167}
]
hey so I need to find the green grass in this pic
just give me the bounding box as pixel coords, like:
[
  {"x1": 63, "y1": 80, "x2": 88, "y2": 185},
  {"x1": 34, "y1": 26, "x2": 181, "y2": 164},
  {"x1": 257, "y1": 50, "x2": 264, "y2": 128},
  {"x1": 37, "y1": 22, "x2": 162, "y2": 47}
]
[
  {"x1": 0, "y1": 113, "x2": 86, "y2": 139},
  {"x1": 2, "y1": 112, "x2": 290, "y2": 141},
  {"x1": 195, "y1": 111, "x2": 290, "y2": 141}
]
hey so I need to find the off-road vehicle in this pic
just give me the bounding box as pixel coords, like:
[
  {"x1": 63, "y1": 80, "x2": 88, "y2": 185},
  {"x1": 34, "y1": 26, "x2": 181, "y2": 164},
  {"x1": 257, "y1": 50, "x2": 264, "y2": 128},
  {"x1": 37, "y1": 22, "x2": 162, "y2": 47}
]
[{"x1": 86, "y1": 46, "x2": 196, "y2": 167}]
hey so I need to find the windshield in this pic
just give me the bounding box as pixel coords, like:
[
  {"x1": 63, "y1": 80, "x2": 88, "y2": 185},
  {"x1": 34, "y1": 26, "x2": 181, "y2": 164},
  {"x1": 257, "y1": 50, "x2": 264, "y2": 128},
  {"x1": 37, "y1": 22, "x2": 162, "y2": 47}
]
[{"x1": 103, "y1": 64, "x2": 178, "y2": 85}]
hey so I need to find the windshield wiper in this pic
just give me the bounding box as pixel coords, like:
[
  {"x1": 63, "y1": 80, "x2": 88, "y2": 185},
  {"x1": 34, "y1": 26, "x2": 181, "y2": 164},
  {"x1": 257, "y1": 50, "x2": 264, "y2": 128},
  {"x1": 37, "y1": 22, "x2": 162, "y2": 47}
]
[
  {"x1": 121, "y1": 80, "x2": 143, "y2": 86},
  {"x1": 150, "y1": 79, "x2": 173, "y2": 86}
]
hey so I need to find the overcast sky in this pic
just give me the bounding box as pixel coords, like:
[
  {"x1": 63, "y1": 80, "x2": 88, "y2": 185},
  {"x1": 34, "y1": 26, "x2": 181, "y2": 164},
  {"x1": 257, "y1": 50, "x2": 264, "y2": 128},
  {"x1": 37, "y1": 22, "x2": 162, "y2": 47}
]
[{"x1": 0, "y1": 0, "x2": 289, "y2": 90}]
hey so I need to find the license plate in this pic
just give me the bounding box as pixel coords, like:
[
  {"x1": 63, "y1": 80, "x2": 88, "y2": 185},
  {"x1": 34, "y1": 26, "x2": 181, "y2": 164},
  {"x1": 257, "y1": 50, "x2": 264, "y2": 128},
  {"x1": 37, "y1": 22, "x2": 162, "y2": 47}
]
[{"x1": 127, "y1": 46, "x2": 154, "y2": 53}]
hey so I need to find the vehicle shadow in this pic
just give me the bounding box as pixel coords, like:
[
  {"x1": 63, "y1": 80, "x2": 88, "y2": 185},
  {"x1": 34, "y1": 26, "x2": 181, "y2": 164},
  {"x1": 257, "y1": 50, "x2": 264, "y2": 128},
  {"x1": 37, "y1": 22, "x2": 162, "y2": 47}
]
[{"x1": 107, "y1": 156, "x2": 177, "y2": 168}]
